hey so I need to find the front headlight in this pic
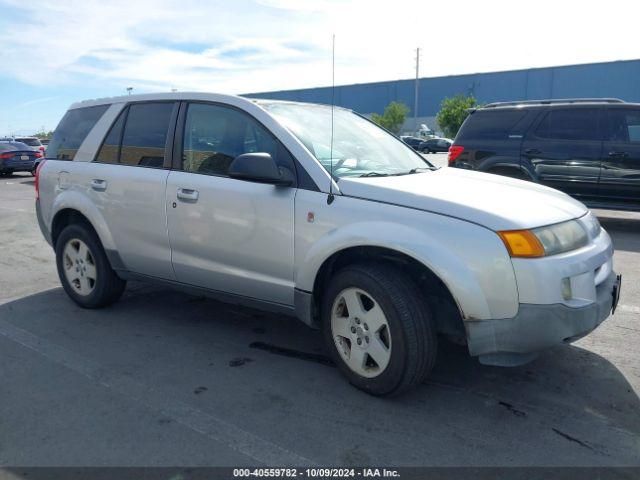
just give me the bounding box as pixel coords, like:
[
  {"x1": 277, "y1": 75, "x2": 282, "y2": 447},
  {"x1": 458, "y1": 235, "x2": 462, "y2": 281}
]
[
  {"x1": 580, "y1": 212, "x2": 601, "y2": 239},
  {"x1": 499, "y1": 219, "x2": 589, "y2": 258}
]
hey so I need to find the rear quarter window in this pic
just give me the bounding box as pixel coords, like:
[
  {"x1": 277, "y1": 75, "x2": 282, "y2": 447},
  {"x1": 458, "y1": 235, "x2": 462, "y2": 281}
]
[
  {"x1": 46, "y1": 105, "x2": 109, "y2": 160},
  {"x1": 457, "y1": 110, "x2": 529, "y2": 141}
]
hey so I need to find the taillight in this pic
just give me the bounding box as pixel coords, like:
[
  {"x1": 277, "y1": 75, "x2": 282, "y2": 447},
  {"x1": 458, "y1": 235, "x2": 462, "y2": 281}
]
[
  {"x1": 34, "y1": 151, "x2": 43, "y2": 158},
  {"x1": 448, "y1": 145, "x2": 464, "y2": 165},
  {"x1": 35, "y1": 159, "x2": 47, "y2": 199},
  {"x1": 0, "y1": 152, "x2": 13, "y2": 159}
]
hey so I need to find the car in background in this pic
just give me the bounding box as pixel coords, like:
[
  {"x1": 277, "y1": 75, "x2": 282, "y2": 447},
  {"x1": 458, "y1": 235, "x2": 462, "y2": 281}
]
[
  {"x1": 422, "y1": 137, "x2": 452, "y2": 153},
  {"x1": 400, "y1": 135, "x2": 427, "y2": 152},
  {"x1": 0, "y1": 141, "x2": 42, "y2": 176},
  {"x1": 449, "y1": 98, "x2": 640, "y2": 211},
  {"x1": 15, "y1": 137, "x2": 46, "y2": 155},
  {"x1": 40, "y1": 139, "x2": 50, "y2": 147}
]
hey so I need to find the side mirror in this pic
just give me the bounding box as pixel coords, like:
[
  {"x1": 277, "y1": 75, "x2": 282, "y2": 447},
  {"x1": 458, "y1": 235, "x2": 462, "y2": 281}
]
[{"x1": 228, "y1": 152, "x2": 293, "y2": 186}]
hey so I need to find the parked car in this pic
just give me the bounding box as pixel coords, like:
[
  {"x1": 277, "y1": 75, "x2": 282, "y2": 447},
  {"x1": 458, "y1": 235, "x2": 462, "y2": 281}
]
[
  {"x1": 36, "y1": 93, "x2": 621, "y2": 396},
  {"x1": 422, "y1": 137, "x2": 452, "y2": 153},
  {"x1": 449, "y1": 98, "x2": 640, "y2": 211},
  {"x1": 0, "y1": 141, "x2": 42, "y2": 176},
  {"x1": 40, "y1": 138, "x2": 50, "y2": 147},
  {"x1": 14, "y1": 136, "x2": 46, "y2": 156},
  {"x1": 400, "y1": 135, "x2": 427, "y2": 152}
]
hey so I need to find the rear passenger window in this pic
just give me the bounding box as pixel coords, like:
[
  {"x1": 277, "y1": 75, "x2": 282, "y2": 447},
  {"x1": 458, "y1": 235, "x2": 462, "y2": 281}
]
[
  {"x1": 182, "y1": 103, "x2": 283, "y2": 176},
  {"x1": 457, "y1": 110, "x2": 528, "y2": 141},
  {"x1": 95, "y1": 102, "x2": 174, "y2": 167},
  {"x1": 47, "y1": 105, "x2": 109, "y2": 160},
  {"x1": 95, "y1": 110, "x2": 125, "y2": 164},
  {"x1": 121, "y1": 103, "x2": 174, "y2": 168},
  {"x1": 535, "y1": 109, "x2": 599, "y2": 141}
]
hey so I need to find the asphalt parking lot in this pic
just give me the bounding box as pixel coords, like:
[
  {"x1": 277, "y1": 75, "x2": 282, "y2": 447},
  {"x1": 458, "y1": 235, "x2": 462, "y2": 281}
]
[{"x1": 1, "y1": 155, "x2": 639, "y2": 467}]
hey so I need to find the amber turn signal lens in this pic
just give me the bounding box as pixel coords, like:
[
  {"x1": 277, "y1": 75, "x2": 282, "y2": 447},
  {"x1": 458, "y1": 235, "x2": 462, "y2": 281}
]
[{"x1": 498, "y1": 230, "x2": 545, "y2": 258}]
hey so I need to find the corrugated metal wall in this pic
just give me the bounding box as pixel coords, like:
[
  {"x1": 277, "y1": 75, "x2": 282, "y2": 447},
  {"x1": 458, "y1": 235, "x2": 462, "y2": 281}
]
[{"x1": 245, "y1": 59, "x2": 640, "y2": 118}]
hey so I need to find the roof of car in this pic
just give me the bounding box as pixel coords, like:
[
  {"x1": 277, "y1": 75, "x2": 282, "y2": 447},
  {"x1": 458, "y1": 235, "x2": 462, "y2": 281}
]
[
  {"x1": 68, "y1": 92, "x2": 338, "y2": 111},
  {"x1": 476, "y1": 98, "x2": 640, "y2": 111}
]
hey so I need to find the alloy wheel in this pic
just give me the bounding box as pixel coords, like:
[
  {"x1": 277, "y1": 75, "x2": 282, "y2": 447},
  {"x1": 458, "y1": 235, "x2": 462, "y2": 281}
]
[
  {"x1": 331, "y1": 287, "x2": 392, "y2": 378},
  {"x1": 62, "y1": 238, "x2": 97, "y2": 296}
]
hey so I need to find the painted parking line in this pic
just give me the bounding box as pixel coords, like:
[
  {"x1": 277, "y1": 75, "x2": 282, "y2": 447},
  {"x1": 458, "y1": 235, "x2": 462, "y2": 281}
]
[{"x1": 0, "y1": 318, "x2": 315, "y2": 466}]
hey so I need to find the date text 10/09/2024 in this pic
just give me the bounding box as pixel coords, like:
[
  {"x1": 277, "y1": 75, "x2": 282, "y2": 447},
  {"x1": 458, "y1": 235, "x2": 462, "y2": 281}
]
[{"x1": 233, "y1": 468, "x2": 401, "y2": 478}]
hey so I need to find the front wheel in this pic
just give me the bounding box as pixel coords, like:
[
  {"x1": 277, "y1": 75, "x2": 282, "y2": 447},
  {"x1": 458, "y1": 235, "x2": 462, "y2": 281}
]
[
  {"x1": 55, "y1": 224, "x2": 126, "y2": 308},
  {"x1": 322, "y1": 263, "x2": 437, "y2": 396}
]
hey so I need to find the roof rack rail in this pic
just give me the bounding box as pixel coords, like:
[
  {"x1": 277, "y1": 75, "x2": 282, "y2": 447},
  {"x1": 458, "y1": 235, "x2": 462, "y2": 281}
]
[{"x1": 482, "y1": 98, "x2": 625, "y2": 108}]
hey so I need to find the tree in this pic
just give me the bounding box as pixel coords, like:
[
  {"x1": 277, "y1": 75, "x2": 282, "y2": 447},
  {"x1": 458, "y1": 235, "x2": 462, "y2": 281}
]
[
  {"x1": 371, "y1": 101, "x2": 409, "y2": 135},
  {"x1": 34, "y1": 130, "x2": 54, "y2": 139},
  {"x1": 436, "y1": 94, "x2": 477, "y2": 138}
]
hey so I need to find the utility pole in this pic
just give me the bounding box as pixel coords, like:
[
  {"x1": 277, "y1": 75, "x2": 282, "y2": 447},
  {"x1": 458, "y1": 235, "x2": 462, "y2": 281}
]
[
  {"x1": 127, "y1": 87, "x2": 133, "y2": 95},
  {"x1": 414, "y1": 47, "x2": 420, "y2": 134}
]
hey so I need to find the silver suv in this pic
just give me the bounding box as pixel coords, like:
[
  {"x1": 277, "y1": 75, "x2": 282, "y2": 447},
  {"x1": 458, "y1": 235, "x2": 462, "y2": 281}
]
[{"x1": 36, "y1": 92, "x2": 622, "y2": 396}]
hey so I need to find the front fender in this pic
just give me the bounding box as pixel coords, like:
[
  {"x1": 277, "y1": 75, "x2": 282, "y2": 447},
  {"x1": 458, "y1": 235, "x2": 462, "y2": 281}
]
[
  {"x1": 50, "y1": 189, "x2": 116, "y2": 251},
  {"x1": 295, "y1": 208, "x2": 519, "y2": 321}
]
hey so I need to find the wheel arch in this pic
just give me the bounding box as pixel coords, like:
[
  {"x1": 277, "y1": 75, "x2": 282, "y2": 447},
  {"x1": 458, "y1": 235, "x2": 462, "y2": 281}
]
[
  {"x1": 50, "y1": 192, "x2": 116, "y2": 251},
  {"x1": 304, "y1": 245, "x2": 466, "y2": 342}
]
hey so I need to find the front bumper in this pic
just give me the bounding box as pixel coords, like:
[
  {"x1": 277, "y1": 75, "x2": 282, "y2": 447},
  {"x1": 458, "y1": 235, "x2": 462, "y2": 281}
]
[{"x1": 466, "y1": 271, "x2": 620, "y2": 364}]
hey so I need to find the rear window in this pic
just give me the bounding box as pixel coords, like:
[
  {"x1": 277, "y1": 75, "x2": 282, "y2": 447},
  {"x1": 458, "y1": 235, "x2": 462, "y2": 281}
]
[
  {"x1": 46, "y1": 105, "x2": 109, "y2": 160},
  {"x1": 535, "y1": 108, "x2": 600, "y2": 141},
  {"x1": 457, "y1": 110, "x2": 528, "y2": 141}
]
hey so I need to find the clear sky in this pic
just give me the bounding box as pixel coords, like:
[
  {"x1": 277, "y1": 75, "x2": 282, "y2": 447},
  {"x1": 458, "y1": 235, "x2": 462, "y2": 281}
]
[{"x1": 1, "y1": 0, "x2": 638, "y2": 136}]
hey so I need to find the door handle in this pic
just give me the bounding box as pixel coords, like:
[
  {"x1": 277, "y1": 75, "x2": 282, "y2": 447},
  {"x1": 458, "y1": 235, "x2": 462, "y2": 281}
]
[
  {"x1": 608, "y1": 151, "x2": 629, "y2": 158},
  {"x1": 90, "y1": 179, "x2": 107, "y2": 191},
  {"x1": 177, "y1": 188, "x2": 199, "y2": 202},
  {"x1": 524, "y1": 148, "x2": 541, "y2": 155}
]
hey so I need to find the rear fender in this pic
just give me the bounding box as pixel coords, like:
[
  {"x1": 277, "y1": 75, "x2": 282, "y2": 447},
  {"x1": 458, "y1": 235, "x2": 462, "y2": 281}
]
[{"x1": 50, "y1": 190, "x2": 116, "y2": 251}]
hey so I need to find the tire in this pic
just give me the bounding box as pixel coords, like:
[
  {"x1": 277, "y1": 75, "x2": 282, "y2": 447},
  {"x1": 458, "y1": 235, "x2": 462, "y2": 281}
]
[
  {"x1": 55, "y1": 223, "x2": 126, "y2": 308},
  {"x1": 322, "y1": 263, "x2": 437, "y2": 396},
  {"x1": 0, "y1": 171, "x2": 12, "y2": 177}
]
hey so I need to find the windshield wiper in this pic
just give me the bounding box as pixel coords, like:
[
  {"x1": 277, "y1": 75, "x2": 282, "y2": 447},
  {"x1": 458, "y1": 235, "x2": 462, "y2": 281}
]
[
  {"x1": 359, "y1": 171, "x2": 390, "y2": 177},
  {"x1": 403, "y1": 167, "x2": 434, "y2": 174}
]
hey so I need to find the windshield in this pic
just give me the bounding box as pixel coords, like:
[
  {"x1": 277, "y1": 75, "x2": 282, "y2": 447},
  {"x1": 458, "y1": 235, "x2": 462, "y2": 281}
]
[{"x1": 261, "y1": 102, "x2": 433, "y2": 178}]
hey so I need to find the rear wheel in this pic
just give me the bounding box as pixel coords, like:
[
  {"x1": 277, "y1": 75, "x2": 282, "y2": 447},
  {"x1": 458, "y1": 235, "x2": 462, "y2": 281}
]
[
  {"x1": 322, "y1": 263, "x2": 437, "y2": 396},
  {"x1": 55, "y1": 224, "x2": 126, "y2": 308}
]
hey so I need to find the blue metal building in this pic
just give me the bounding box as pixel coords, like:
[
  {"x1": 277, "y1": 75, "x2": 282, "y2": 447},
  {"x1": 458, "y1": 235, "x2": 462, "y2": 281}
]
[{"x1": 245, "y1": 59, "x2": 640, "y2": 133}]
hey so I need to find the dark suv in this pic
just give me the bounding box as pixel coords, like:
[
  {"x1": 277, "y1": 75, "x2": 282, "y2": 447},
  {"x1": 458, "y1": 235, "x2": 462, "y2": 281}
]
[{"x1": 449, "y1": 98, "x2": 640, "y2": 210}]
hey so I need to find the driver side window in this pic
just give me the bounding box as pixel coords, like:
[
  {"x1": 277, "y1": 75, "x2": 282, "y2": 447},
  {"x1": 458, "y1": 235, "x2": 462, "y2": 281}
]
[{"x1": 182, "y1": 103, "x2": 280, "y2": 176}]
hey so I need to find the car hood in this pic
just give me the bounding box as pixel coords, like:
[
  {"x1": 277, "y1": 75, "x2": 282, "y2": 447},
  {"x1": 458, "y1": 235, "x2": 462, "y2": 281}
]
[{"x1": 337, "y1": 167, "x2": 588, "y2": 231}]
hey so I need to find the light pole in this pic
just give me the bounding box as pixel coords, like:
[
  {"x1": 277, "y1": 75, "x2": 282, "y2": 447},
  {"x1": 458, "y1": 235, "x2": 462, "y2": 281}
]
[
  {"x1": 126, "y1": 87, "x2": 133, "y2": 95},
  {"x1": 414, "y1": 47, "x2": 420, "y2": 135}
]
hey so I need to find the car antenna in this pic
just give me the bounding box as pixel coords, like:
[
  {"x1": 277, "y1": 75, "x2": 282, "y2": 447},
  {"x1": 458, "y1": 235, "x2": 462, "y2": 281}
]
[{"x1": 327, "y1": 34, "x2": 336, "y2": 205}]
